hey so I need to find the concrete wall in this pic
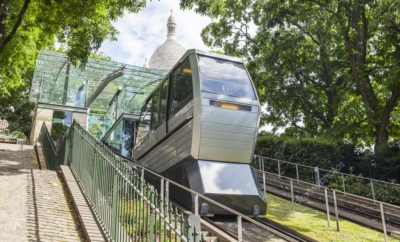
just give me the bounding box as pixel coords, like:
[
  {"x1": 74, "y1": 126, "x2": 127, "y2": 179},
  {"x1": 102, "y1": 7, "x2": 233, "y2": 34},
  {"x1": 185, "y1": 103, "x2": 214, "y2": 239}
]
[
  {"x1": 72, "y1": 112, "x2": 87, "y2": 129},
  {"x1": 30, "y1": 105, "x2": 88, "y2": 143},
  {"x1": 30, "y1": 107, "x2": 54, "y2": 143}
]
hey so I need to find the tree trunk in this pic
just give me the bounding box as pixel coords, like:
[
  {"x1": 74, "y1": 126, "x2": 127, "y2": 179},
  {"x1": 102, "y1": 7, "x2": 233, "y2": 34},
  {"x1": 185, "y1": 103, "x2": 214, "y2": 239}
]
[
  {"x1": 0, "y1": 0, "x2": 7, "y2": 45},
  {"x1": 374, "y1": 88, "x2": 400, "y2": 153},
  {"x1": 374, "y1": 125, "x2": 389, "y2": 153},
  {"x1": 0, "y1": 0, "x2": 31, "y2": 53}
]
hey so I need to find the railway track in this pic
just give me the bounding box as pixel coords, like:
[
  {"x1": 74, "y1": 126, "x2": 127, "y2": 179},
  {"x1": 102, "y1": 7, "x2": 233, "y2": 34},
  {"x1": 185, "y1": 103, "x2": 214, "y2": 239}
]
[
  {"x1": 202, "y1": 216, "x2": 317, "y2": 242},
  {"x1": 173, "y1": 200, "x2": 316, "y2": 242},
  {"x1": 257, "y1": 171, "x2": 400, "y2": 236}
]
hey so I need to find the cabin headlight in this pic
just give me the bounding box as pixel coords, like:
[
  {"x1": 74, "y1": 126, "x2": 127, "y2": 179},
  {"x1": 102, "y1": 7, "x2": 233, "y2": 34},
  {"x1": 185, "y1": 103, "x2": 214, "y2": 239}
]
[
  {"x1": 200, "y1": 203, "x2": 209, "y2": 215},
  {"x1": 252, "y1": 205, "x2": 260, "y2": 216}
]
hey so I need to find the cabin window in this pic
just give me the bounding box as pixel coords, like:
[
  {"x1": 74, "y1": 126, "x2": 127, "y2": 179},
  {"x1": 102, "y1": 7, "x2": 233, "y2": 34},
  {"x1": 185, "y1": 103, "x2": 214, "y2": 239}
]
[
  {"x1": 136, "y1": 96, "x2": 152, "y2": 143},
  {"x1": 150, "y1": 87, "x2": 160, "y2": 130},
  {"x1": 198, "y1": 56, "x2": 256, "y2": 100},
  {"x1": 169, "y1": 58, "x2": 193, "y2": 114},
  {"x1": 158, "y1": 79, "x2": 169, "y2": 125}
]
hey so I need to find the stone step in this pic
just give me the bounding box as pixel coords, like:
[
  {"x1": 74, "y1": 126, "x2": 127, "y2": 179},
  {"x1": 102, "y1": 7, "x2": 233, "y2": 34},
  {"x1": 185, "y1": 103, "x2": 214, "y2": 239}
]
[{"x1": 203, "y1": 236, "x2": 219, "y2": 242}]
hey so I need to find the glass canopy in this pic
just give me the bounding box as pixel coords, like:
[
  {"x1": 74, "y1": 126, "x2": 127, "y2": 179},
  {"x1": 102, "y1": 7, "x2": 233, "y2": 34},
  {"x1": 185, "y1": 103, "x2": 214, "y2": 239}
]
[{"x1": 29, "y1": 50, "x2": 167, "y2": 113}]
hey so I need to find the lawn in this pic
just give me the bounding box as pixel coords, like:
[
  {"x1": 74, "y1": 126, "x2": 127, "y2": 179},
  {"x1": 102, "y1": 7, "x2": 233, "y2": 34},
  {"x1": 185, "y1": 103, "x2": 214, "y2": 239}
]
[{"x1": 265, "y1": 193, "x2": 397, "y2": 242}]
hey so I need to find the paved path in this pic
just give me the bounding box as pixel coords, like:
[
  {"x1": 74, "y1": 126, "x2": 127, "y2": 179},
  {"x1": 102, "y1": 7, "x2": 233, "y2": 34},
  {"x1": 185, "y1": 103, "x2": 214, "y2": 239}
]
[{"x1": 0, "y1": 144, "x2": 83, "y2": 241}]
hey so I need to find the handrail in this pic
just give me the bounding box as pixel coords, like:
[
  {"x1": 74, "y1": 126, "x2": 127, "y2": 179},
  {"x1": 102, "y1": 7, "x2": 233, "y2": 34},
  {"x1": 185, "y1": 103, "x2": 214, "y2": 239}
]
[
  {"x1": 255, "y1": 155, "x2": 400, "y2": 186},
  {"x1": 254, "y1": 155, "x2": 400, "y2": 206},
  {"x1": 42, "y1": 121, "x2": 299, "y2": 242},
  {"x1": 260, "y1": 170, "x2": 400, "y2": 210}
]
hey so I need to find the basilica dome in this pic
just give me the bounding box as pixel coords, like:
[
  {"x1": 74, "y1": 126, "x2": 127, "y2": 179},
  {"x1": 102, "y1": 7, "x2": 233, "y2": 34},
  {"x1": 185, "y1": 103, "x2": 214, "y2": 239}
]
[{"x1": 148, "y1": 11, "x2": 186, "y2": 70}]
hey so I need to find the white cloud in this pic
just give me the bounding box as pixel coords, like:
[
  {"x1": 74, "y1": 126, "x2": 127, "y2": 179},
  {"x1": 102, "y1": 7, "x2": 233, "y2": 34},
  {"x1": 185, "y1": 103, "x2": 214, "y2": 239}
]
[{"x1": 100, "y1": 0, "x2": 211, "y2": 66}]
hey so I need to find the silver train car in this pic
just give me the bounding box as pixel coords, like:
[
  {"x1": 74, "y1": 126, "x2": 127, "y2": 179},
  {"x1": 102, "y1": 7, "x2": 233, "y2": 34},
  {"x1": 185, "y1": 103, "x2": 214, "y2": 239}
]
[{"x1": 134, "y1": 49, "x2": 266, "y2": 215}]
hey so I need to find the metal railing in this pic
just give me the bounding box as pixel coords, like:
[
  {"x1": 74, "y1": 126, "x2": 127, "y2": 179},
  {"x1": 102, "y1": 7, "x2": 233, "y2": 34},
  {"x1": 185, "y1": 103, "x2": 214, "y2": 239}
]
[
  {"x1": 39, "y1": 122, "x2": 300, "y2": 242},
  {"x1": 253, "y1": 155, "x2": 400, "y2": 206},
  {"x1": 38, "y1": 123, "x2": 67, "y2": 170},
  {"x1": 63, "y1": 123, "x2": 200, "y2": 241}
]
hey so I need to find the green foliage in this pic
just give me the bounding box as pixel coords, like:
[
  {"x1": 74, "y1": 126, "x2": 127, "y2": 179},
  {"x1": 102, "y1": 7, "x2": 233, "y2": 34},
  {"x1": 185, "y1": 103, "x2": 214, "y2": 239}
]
[
  {"x1": 8, "y1": 130, "x2": 27, "y2": 139},
  {"x1": 0, "y1": 85, "x2": 34, "y2": 137},
  {"x1": 256, "y1": 133, "x2": 346, "y2": 168},
  {"x1": 50, "y1": 111, "x2": 69, "y2": 143},
  {"x1": 256, "y1": 133, "x2": 400, "y2": 182},
  {"x1": 181, "y1": 0, "x2": 400, "y2": 151},
  {"x1": 0, "y1": 0, "x2": 147, "y2": 138},
  {"x1": 257, "y1": 133, "x2": 400, "y2": 204},
  {"x1": 266, "y1": 193, "x2": 399, "y2": 241}
]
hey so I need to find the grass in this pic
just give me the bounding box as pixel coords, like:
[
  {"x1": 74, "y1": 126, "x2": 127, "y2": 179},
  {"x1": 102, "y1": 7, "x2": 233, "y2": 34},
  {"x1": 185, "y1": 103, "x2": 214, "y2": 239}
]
[{"x1": 265, "y1": 193, "x2": 398, "y2": 242}]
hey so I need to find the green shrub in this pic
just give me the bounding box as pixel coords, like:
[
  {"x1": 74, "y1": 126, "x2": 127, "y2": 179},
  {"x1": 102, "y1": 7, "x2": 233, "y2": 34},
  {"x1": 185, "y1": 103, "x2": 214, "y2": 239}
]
[
  {"x1": 256, "y1": 134, "x2": 400, "y2": 204},
  {"x1": 8, "y1": 130, "x2": 27, "y2": 139},
  {"x1": 256, "y1": 134, "x2": 344, "y2": 169}
]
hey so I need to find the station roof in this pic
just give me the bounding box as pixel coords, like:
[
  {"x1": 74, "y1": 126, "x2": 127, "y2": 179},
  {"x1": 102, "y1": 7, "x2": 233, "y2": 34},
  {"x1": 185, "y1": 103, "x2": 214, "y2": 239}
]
[{"x1": 29, "y1": 50, "x2": 166, "y2": 114}]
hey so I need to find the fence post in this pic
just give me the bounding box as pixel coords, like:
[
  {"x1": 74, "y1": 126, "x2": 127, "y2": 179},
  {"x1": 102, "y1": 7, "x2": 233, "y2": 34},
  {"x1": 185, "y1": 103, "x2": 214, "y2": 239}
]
[
  {"x1": 263, "y1": 172, "x2": 266, "y2": 195},
  {"x1": 194, "y1": 194, "x2": 199, "y2": 215},
  {"x1": 165, "y1": 180, "x2": 170, "y2": 206},
  {"x1": 111, "y1": 175, "x2": 119, "y2": 240},
  {"x1": 278, "y1": 160, "x2": 281, "y2": 178},
  {"x1": 140, "y1": 167, "x2": 144, "y2": 183},
  {"x1": 341, "y1": 174, "x2": 346, "y2": 194},
  {"x1": 370, "y1": 180, "x2": 376, "y2": 202},
  {"x1": 290, "y1": 179, "x2": 294, "y2": 212},
  {"x1": 324, "y1": 188, "x2": 331, "y2": 227},
  {"x1": 67, "y1": 128, "x2": 74, "y2": 166},
  {"x1": 295, "y1": 163, "x2": 299, "y2": 181},
  {"x1": 261, "y1": 157, "x2": 265, "y2": 172},
  {"x1": 91, "y1": 146, "x2": 98, "y2": 204},
  {"x1": 380, "y1": 202, "x2": 388, "y2": 242},
  {"x1": 315, "y1": 167, "x2": 321, "y2": 186},
  {"x1": 333, "y1": 191, "x2": 340, "y2": 232},
  {"x1": 160, "y1": 178, "x2": 164, "y2": 213},
  {"x1": 258, "y1": 156, "x2": 261, "y2": 170},
  {"x1": 237, "y1": 216, "x2": 243, "y2": 242}
]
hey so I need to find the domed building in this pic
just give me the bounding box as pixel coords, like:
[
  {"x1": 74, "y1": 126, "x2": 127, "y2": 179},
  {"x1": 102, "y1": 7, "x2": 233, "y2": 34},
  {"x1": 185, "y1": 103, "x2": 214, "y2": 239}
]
[{"x1": 148, "y1": 11, "x2": 186, "y2": 70}]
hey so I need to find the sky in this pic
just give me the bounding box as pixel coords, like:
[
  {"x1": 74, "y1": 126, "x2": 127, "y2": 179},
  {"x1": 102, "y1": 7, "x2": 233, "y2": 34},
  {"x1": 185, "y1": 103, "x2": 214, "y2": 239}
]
[
  {"x1": 99, "y1": 2, "x2": 277, "y2": 132},
  {"x1": 100, "y1": 0, "x2": 211, "y2": 66}
]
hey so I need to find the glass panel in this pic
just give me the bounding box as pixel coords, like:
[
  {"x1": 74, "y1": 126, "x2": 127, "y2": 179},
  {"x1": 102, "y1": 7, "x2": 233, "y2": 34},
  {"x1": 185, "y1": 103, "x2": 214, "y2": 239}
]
[
  {"x1": 170, "y1": 58, "x2": 193, "y2": 114},
  {"x1": 102, "y1": 117, "x2": 136, "y2": 157},
  {"x1": 87, "y1": 110, "x2": 107, "y2": 139},
  {"x1": 150, "y1": 88, "x2": 160, "y2": 130},
  {"x1": 105, "y1": 120, "x2": 123, "y2": 151},
  {"x1": 51, "y1": 111, "x2": 73, "y2": 143},
  {"x1": 198, "y1": 160, "x2": 259, "y2": 195},
  {"x1": 121, "y1": 119, "x2": 136, "y2": 157},
  {"x1": 30, "y1": 50, "x2": 167, "y2": 114},
  {"x1": 158, "y1": 80, "x2": 169, "y2": 126},
  {"x1": 198, "y1": 56, "x2": 256, "y2": 100},
  {"x1": 136, "y1": 97, "x2": 152, "y2": 143}
]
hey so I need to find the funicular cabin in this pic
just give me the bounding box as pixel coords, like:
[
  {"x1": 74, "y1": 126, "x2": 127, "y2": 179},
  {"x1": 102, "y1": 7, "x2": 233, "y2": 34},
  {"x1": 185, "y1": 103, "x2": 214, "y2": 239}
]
[{"x1": 134, "y1": 49, "x2": 266, "y2": 215}]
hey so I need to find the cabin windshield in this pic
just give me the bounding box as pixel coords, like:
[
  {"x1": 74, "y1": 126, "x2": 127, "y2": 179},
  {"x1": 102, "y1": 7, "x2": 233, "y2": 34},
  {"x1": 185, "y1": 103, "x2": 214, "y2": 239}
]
[{"x1": 198, "y1": 56, "x2": 256, "y2": 100}]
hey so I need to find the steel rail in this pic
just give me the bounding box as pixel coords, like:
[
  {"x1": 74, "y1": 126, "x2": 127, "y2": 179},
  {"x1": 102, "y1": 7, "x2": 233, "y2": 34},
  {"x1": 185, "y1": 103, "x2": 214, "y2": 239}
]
[
  {"x1": 262, "y1": 173, "x2": 400, "y2": 230},
  {"x1": 254, "y1": 217, "x2": 318, "y2": 242},
  {"x1": 257, "y1": 168, "x2": 400, "y2": 211},
  {"x1": 255, "y1": 155, "x2": 400, "y2": 187}
]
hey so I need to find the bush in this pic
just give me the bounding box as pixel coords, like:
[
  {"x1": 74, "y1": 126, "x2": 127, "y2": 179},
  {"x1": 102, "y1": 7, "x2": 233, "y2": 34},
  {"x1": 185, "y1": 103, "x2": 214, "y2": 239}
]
[
  {"x1": 256, "y1": 134, "x2": 400, "y2": 204},
  {"x1": 256, "y1": 134, "x2": 345, "y2": 169},
  {"x1": 8, "y1": 130, "x2": 27, "y2": 139},
  {"x1": 256, "y1": 134, "x2": 400, "y2": 182}
]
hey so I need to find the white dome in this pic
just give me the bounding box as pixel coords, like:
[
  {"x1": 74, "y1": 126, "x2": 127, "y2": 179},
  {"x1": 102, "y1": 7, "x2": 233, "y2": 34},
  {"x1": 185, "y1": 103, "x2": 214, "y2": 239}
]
[
  {"x1": 148, "y1": 11, "x2": 186, "y2": 70},
  {"x1": 148, "y1": 39, "x2": 185, "y2": 70}
]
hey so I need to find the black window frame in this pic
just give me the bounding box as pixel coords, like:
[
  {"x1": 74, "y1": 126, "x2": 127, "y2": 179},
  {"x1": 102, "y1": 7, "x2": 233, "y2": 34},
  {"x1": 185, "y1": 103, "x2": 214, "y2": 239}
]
[
  {"x1": 150, "y1": 87, "x2": 161, "y2": 130},
  {"x1": 136, "y1": 95, "x2": 152, "y2": 143},
  {"x1": 156, "y1": 78, "x2": 169, "y2": 128},
  {"x1": 169, "y1": 58, "x2": 194, "y2": 115}
]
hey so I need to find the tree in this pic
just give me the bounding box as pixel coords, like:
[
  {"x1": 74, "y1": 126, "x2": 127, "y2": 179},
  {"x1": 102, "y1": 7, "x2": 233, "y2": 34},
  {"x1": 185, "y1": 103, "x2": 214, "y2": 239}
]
[
  {"x1": 181, "y1": 0, "x2": 400, "y2": 152},
  {"x1": 0, "y1": 0, "x2": 146, "y2": 136}
]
